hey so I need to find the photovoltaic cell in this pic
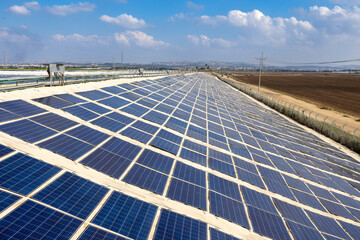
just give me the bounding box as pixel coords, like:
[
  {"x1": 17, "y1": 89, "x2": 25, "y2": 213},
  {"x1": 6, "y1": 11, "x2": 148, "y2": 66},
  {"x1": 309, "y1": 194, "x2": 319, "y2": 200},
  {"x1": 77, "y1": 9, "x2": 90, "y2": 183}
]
[
  {"x1": 92, "y1": 191, "x2": 157, "y2": 240},
  {"x1": 0, "y1": 190, "x2": 20, "y2": 212},
  {"x1": 30, "y1": 112, "x2": 78, "y2": 131},
  {"x1": 76, "y1": 90, "x2": 111, "y2": 100},
  {"x1": 65, "y1": 125, "x2": 109, "y2": 145},
  {"x1": 105, "y1": 112, "x2": 135, "y2": 125},
  {"x1": 157, "y1": 129, "x2": 182, "y2": 144},
  {"x1": 131, "y1": 121, "x2": 158, "y2": 134},
  {"x1": 78, "y1": 226, "x2": 127, "y2": 240},
  {"x1": 37, "y1": 134, "x2": 94, "y2": 160},
  {"x1": 210, "y1": 228, "x2": 242, "y2": 240},
  {"x1": 233, "y1": 156, "x2": 257, "y2": 173},
  {"x1": 120, "y1": 127, "x2": 152, "y2": 143},
  {"x1": 0, "y1": 119, "x2": 57, "y2": 143},
  {"x1": 0, "y1": 109, "x2": 20, "y2": 122},
  {"x1": 0, "y1": 100, "x2": 46, "y2": 117},
  {"x1": 241, "y1": 186, "x2": 278, "y2": 214},
  {"x1": 166, "y1": 178, "x2": 207, "y2": 210},
  {"x1": 180, "y1": 148, "x2": 207, "y2": 167},
  {"x1": 208, "y1": 158, "x2": 236, "y2": 177},
  {"x1": 0, "y1": 200, "x2": 82, "y2": 240},
  {"x1": 98, "y1": 96, "x2": 130, "y2": 109},
  {"x1": 286, "y1": 220, "x2": 324, "y2": 240},
  {"x1": 63, "y1": 105, "x2": 99, "y2": 121},
  {"x1": 32, "y1": 96, "x2": 73, "y2": 109},
  {"x1": 154, "y1": 209, "x2": 207, "y2": 240},
  {"x1": 319, "y1": 198, "x2": 357, "y2": 221},
  {"x1": 121, "y1": 104, "x2": 149, "y2": 117},
  {"x1": 33, "y1": 172, "x2": 109, "y2": 219},
  {"x1": 80, "y1": 102, "x2": 111, "y2": 114},
  {"x1": 0, "y1": 153, "x2": 60, "y2": 195},
  {"x1": 173, "y1": 162, "x2": 206, "y2": 187},
  {"x1": 209, "y1": 149, "x2": 232, "y2": 164},
  {"x1": 248, "y1": 205, "x2": 291, "y2": 240},
  {"x1": 55, "y1": 93, "x2": 86, "y2": 104},
  {"x1": 182, "y1": 139, "x2": 207, "y2": 155},
  {"x1": 236, "y1": 168, "x2": 266, "y2": 189},
  {"x1": 273, "y1": 198, "x2": 314, "y2": 227},
  {"x1": 91, "y1": 116, "x2": 126, "y2": 132},
  {"x1": 209, "y1": 174, "x2": 242, "y2": 201},
  {"x1": 123, "y1": 164, "x2": 168, "y2": 194},
  {"x1": 0, "y1": 144, "x2": 14, "y2": 158},
  {"x1": 283, "y1": 175, "x2": 312, "y2": 194},
  {"x1": 209, "y1": 191, "x2": 249, "y2": 228},
  {"x1": 292, "y1": 189, "x2": 327, "y2": 211},
  {"x1": 264, "y1": 178, "x2": 296, "y2": 200},
  {"x1": 101, "y1": 86, "x2": 126, "y2": 94},
  {"x1": 151, "y1": 137, "x2": 180, "y2": 155},
  {"x1": 81, "y1": 148, "x2": 132, "y2": 178},
  {"x1": 338, "y1": 220, "x2": 360, "y2": 240},
  {"x1": 102, "y1": 137, "x2": 141, "y2": 160},
  {"x1": 136, "y1": 149, "x2": 174, "y2": 174}
]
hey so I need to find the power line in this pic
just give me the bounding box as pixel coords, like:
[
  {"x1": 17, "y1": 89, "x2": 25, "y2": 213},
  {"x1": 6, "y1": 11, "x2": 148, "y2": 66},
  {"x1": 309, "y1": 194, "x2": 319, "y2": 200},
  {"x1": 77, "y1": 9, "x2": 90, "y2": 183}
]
[
  {"x1": 256, "y1": 52, "x2": 266, "y2": 91},
  {"x1": 267, "y1": 58, "x2": 360, "y2": 65}
]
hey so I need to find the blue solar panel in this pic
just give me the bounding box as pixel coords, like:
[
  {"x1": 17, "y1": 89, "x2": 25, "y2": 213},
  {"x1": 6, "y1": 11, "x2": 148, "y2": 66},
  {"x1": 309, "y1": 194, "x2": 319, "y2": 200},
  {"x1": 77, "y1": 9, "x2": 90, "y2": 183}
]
[
  {"x1": 81, "y1": 102, "x2": 111, "y2": 114},
  {"x1": 236, "y1": 167, "x2": 266, "y2": 189},
  {"x1": 121, "y1": 104, "x2": 149, "y2": 117},
  {"x1": 91, "y1": 116, "x2": 126, "y2": 132},
  {"x1": 306, "y1": 210, "x2": 350, "y2": 239},
  {"x1": 92, "y1": 191, "x2": 157, "y2": 240},
  {"x1": 248, "y1": 205, "x2": 291, "y2": 240},
  {"x1": 65, "y1": 125, "x2": 109, "y2": 145},
  {"x1": 123, "y1": 164, "x2": 168, "y2": 194},
  {"x1": 332, "y1": 192, "x2": 360, "y2": 210},
  {"x1": 0, "y1": 109, "x2": 20, "y2": 122},
  {"x1": 142, "y1": 110, "x2": 168, "y2": 124},
  {"x1": 38, "y1": 134, "x2": 94, "y2": 160},
  {"x1": 136, "y1": 149, "x2": 174, "y2": 174},
  {"x1": 286, "y1": 220, "x2": 324, "y2": 240},
  {"x1": 101, "y1": 137, "x2": 141, "y2": 160},
  {"x1": 101, "y1": 86, "x2": 126, "y2": 94},
  {"x1": 155, "y1": 104, "x2": 174, "y2": 114},
  {"x1": 151, "y1": 137, "x2": 180, "y2": 155},
  {"x1": 233, "y1": 157, "x2": 257, "y2": 173},
  {"x1": 209, "y1": 174, "x2": 242, "y2": 201},
  {"x1": 292, "y1": 189, "x2": 327, "y2": 211},
  {"x1": 167, "y1": 178, "x2": 207, "y2": 210},
  {"x1": 56, "y1": 93, "x2": 86, "y2": 104},
  {"x1": 0, "y1": 119, "x2": 57, "y2": 143},
  {"x1": 137, "y1": 98, "x2": 158, "y2": 108},
  {"x1": 154, "y1": 209, "x2": 207, "y2": 240},
  {"x1": 157, "y1": 129, "x2": 182, "y2": 144},
  {"x1": 131, "y1": 120, "x2": 158, "y2": 134},
  {"x1": 0, "y1": 200, "x2": 82, "y2": 239},
  {"x1": 81, "y1": 148, "x2": 132, "y2": 178},
  {"x1": 209, "y1": 149, "x2": 232, "y2": 163},
  {"x1": 33, "y1": 172, "x2": 109, "y2": 219},
  {"x1": 173, "y1": 162, "x2": 206, "y2": 187},
  {"x1": 338, "y1": 220, "x2": 360, "y2": 240},
  {"x1": 0, "y1": 153, "x2": 60, "y2": 195},
  {"x1": 319, "y1": 198, "x2": 357, "y2": 221},
  {"x1": 0, "y1": 100, "x2": 46, "y2": 117},
  {"x1": 208, "y1": 158, "x2": 236, "y2": 177},
  {"x1": 210, "y1": 228, "x2": 241, "y2": 240},
  {"x1": 33, "y1": 96, "x2": 74, "y2": 109},
  {"x1": 0, "y1": 144, "x2": 14, "y2": 158},
  {"x1": 209, "y1": 131, "x2": 227, "y2": 143},
  {"x1": 209, "y1": 138, "x2": 229, "y2": 150},
  {"x1": 30, "y1": 113, "x2": 78, "y2": 131},
  {"x1": 209, "y1": 191, "x2": 249, "y2": 228},
  {"x1": 264, "y1": 178, "x2": 296, "y2": 200},
  {"x1": 120, "y1": 127, "x2": 152, "y2": 143},
  {"x1": 165, "y1": 117, "x2": 187, "y2": 134},
  {"x1": 283, "y1": 175, "x2": 312, "y2": 194},
  {"x1": 119, "y1": 92, "x2": 141, "y2": 101},
  {"x1": 76, "y1": 90, "x2": 111, "y2": 100},
  {"x1": 182, "y1": 139, "x2": 207, "y2": 155},
  {"x1": 78, "y1": 226, "x2": 127, "y2": 240},
  {"x1": 180, "y1": 148, "x2": 207, "y2": 166},
  {"x1": 273, "y1": 198, "x2": 315, "y2": 227},
  {"x1": 258, "y1": 166, "x2": 286, "y2": 184},
  {"x1": 63, "y1": 105, "x2": 99, "y2": 121},
  {"x1": 98, "y1": 96, "x2": 130, "y2": 109},
  {"x1": 0, "y1": 190, "x2": 20, "y2": 212},
  {"x1": 241, "y1": 186, "x2": 278, "y2": 214}
]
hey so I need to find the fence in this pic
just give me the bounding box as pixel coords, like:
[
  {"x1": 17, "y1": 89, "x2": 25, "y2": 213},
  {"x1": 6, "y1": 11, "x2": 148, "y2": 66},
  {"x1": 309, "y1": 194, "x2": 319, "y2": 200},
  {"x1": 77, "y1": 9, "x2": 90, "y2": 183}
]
[{"x1": 214, "y1": 73, "x2": 360, "y2": 154}]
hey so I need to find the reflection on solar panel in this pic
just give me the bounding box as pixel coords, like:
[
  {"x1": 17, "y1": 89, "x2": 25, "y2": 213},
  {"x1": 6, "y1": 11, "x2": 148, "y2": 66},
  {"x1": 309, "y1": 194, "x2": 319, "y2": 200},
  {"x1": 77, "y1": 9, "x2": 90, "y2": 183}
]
[
  {"x1": 92, "y1": 191, "x2": 157, "y2": 240},
  {"x1": 1, "y1": 73, "x2": 360, "y2": 239},
  {"x1": 0, "y1": 200, "x2": 82, "y2": 239},
  {"x1": 154, "y1": 209, "x2": 207, "y2": 240}
]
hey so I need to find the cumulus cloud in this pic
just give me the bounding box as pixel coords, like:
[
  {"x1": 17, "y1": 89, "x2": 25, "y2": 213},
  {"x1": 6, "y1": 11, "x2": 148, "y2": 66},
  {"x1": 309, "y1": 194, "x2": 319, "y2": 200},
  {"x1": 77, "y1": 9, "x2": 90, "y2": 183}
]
[
  {"x1": 187, "y1": 1, "x2": 204, "y2": 11},
  {"x1": 187, "y1": 34, "x2": 234, "y2": 47},
  {"x1": 169, "y1": 13, "x2": 185, "y2": 22},
  {"x1": 8, "y1": 5, "x2": 30, "y2": 15},
  {"x1": 47, "y1": 2, "x2": 95, "y2": 16},
  {"x1": 53, "y1": 33, "x2": 109, "y2": 44},
  {"x1": 24, "y1": 2, "x2": 40, "y2": 10},
  {"x1": 114, "y1": 31, "x2": 168, "y2": 48},
  {"x1": 100, "y1": 14, "x2": 146, "y2": 28}
]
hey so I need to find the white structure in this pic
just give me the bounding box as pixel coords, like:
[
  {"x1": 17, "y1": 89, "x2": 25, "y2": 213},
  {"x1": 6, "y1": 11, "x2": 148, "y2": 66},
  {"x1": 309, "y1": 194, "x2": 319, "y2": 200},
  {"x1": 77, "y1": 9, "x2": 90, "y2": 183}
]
[{"x1": 45, "y1": 64, "x2": 65, "y2": 86}]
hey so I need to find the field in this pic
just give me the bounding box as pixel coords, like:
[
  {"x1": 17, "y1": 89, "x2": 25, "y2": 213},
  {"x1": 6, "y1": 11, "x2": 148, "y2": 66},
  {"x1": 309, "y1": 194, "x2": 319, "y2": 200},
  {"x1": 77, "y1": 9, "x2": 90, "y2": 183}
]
[{"x1": 228, "y1": 72, "x2": 360, "y2": 117}]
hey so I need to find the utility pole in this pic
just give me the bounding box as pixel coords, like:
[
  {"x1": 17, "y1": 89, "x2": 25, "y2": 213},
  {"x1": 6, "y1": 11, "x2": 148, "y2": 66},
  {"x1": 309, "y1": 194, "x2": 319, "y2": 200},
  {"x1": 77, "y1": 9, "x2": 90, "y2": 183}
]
[
  {"x1": 112, "y1": 56, "x2": 116, "y2": 70},
  {"x1": 256, "y1": 52, "x2": 266, "y2": 91}
]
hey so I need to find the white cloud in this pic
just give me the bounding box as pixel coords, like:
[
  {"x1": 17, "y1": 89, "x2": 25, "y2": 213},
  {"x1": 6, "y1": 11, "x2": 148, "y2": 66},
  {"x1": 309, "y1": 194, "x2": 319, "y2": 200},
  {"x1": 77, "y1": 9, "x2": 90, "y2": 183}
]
[
  {"x1": 0, "y1": 29, "x2": 30, "y2": 42},
  {"x1": 24, "y1": 2, "x2": 40, "y2": 10},
  {"x1": 187, "y1": 1, "x2": 204, "y2": 11},
  {"x1": 169, "y1": 13, "x2": 185, "y2": 22},
  {"x1": 8, "y1": 5, "x2": 30, "y2": 15},
  {"x1": 53, "y1": 33, "x2": 108, "y2": 44},
  {"x1": 114, "y1": 31, "x2": 168, "y2": 48},
  {"x1": 47, "y1": 2, "x2": 95, "y2": 16},
  {"x1": 187, "y1": 34, "x2": 234, "y2": 47},
  {"x1": 100, "y1": 14, "x2": 146, "y2": 29}
]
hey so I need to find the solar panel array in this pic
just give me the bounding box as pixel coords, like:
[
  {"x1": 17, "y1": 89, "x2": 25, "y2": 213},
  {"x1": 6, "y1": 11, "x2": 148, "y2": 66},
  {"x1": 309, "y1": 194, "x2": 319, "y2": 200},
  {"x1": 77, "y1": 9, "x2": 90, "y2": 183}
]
[{"x1": 0, "y1": 73, "x2": 359, "y2": 239}]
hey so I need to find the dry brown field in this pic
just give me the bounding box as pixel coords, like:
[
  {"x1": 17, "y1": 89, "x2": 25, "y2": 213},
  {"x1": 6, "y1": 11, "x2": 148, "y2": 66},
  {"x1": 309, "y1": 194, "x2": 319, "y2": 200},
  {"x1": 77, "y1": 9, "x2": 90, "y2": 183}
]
[{"x1": 227, "y1": 72, "x2": 360, "y2": 117}]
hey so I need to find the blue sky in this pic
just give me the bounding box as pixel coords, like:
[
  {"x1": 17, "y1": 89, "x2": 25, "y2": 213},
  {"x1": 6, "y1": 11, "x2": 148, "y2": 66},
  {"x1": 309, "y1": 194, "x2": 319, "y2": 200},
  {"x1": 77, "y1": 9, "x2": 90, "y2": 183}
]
[{"x1": 1, "y1": 0, "x2": 360, "y2": 64}]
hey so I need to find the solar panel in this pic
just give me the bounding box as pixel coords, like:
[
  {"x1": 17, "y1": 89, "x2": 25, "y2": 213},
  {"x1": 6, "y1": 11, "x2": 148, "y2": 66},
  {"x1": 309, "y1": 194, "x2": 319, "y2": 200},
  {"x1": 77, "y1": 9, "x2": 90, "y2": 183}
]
[
  {"x1": 30, "y1": 112, "x2": 78, "y2": 131},
  {"x1": 0, "y1": 109, "x2": 20, "y2": 123},
  {"x1": 153, "y1": 209, "x2": 207, "y2": 240},
  {"x1": 285, "y1": 220, "x2": 324, "y2": 240},
  {"x1": 258, "y1": 166, "x2": 286, "y2": 185},
  {"x1": 0, "y1": 119, "x2": 57, "y2": 143},
  {"x1": 248, "y1": 205, "x2": 291, "y2": 240},
  {"x1": 319, "y1": 198, "x2": 357, "y2": 220},
  {"x1": 121, "y1": 104, "x2": 149, "y2": 117},
  {"x1": 241, "y1": 186, "x2": 278, "y2": 214},
  {"x1": 37, "y1": 134, "x2": 94, "y2": 160},
  {"x1": 283, "y1": 175, "x2": 312, "y2": 194},
  {"x1": 172, "y1": 162, "x2": 206, "y2": 187},
  {"x1": 142, "y1": 110, "x2": 168, "y2": 125},
  {"x1": 263, "y1": 178, "x2": 296, "y2": 200},
  {"x1": 338, "y1": 220, "x2": 360, "y2": 240},
  {"x1": 92, "y1": 191, "x2": 157, "y2": 240},
  {"x1": 165, "y1": 117, "x2": 187, "y2": 134},
  {"x1": 236, "y1": 167, "x2": 266, "y2": 189},
  {"x1": 0, "y1": 153, "x2": 60, "y2": 195},
  {"x1": 182, "y1": 139, "x2": 207, "y2": 155},
  {"x1": 104, "y1": 112, "x2": 135, "y2": 125},
  {"x1": 0, "y1": 100, "x2": 46, "y2": 117},
  {"x1": 292, "y1": 189, "x2": 327, "y2": 211},
  {"x1": 32, "y1": 96, "x2": 74, "y2": 109},
  {"x1": 81, "y1": 148, "x2": 132, "y2": 178},
  {"x1": 233, "y1": 156, "x2": 257, "y2": 173},
  {"x1": 208, "y1": 157, "x2": 236, "y2": 177},
  {"x1": 76, "y1": 90, "x2": 111, "y2": 100},
  {"x1": 123, "y1": 164, "x2": 168, "y2": 194},
  {"x1": 0, "y1": 144, "x2": 14, "y2": 158},
  {"x1": 120, "y1": 127, "x2": 152, "y2": 143},
  {"x1": 33, "y1": 172, "x2": 109, "y2": 219},
  {"x1": 81, "y1": 102, "x2": 111, "y2": 114},
  {"x1": 180, "y1": 148, "x2": 207, "y2": 166},
  {"x1": 98, "y1": 96, "x2": 130, "y2": 109},
  {"x1": 101, "y1": 86, "x2": 126, "y2": 94},
  {"x1": 306, "y1": 210, "x2": 350, "y2": 239},
  {"x1": 63, "y1": 105, "x2": 99, "y2": 121},
  {"x1": 209, "y1": 149, "x2": 232, "y2": 163},
  {"x1": 91, "y1": 116, "x2": 126, "y2": 132},
  {"x1": 166, "y1": 178, "x2": 207, "y2": 210},
  {"x1": 208, "y1": 174, "x2": 242, "y2": 201},
  {"x1": 130, "y1": 120, "x2": 158, "y2": 134},
  {"x1": 209, "y1": 191, "x2": 250, "y2": 228},
  {"x1": 101, "y1": 137, "x2": 141, "y2": 160},
  {"x1": 331, "y1": 192, "x2": 360, "y2": 210},
  {"x1": 0, "y1": 190, "x2": 20, "y2": 212},
  {"x1": 65, "y1": 125, "x2": 109, "y2": 145},
  {"x1": 210, "y1": 228, "x2": 242, "y2": 240},
  {"x1": 0, "y1": 200, "x2": 82, "y2": 239},
  {"x1": 78, "y1": 226, "x2": 127, "y2": 240},
  {"x1": 136, "y1": 149, "x2": 174, "y2": 174},
  {"x1": 55, "y1": 93, "x2": 86, "y2": 104},
  {"x1": 151, "y1": 137, "x2": 180, "y2": 155}
]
